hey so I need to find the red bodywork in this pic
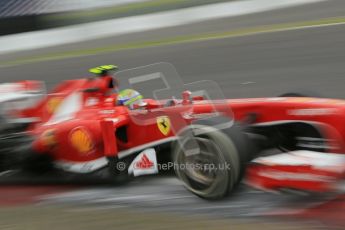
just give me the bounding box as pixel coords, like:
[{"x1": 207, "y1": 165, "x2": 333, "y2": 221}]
[{"x1": 11, "y1": 77, "x2": 345, "y2": 192}]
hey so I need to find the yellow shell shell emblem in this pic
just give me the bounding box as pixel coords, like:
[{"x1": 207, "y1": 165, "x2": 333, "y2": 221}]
[
  {"x1": 70, "y1": 128, "x2": 94, "y2": 154},
  {"x1": 47, "y1": 97, "x2": 62, "y2": 114},
  {"x1": 41, "y1": 129, "x2": 57, "y2": 148},
  {"x1": 157, "y1": 116, "x2": 171, "y2": 136}
]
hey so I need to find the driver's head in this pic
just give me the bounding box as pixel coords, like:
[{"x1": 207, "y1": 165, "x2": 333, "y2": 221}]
[{"x1": 117, "y1": 89, "x2": 146, "y2": 109}]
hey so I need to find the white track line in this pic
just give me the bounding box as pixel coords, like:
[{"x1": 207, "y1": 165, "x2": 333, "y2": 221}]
[{"x1": 0, "y1": 0, "x2": 325, "y2": 54}]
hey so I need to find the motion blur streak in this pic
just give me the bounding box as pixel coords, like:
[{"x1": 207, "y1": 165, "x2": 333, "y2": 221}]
[
  {"x1": 0, "y1": 0, "x2": 344, "y2": 230},
  {"x1": 0, "y1": 0, "x2": 325, "y2": 54}
]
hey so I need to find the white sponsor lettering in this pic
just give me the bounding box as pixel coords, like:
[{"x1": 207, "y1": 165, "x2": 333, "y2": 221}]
[
  {"x1": 288, "y1": 108, "x2": 337, "y2": 116},
  {"x1": 55, "y1": 157, "x2": 108, "y2": 173}
]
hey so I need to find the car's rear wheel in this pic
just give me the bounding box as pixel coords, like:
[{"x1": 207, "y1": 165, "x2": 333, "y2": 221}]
[
  {"x1": 173, "y1": 119, "x2": 252, "y2": 200},
  {"x1": 278, "y1": 91, "x2": 321, "y2": 98},
  {"x1": 0, "y1": 132, "x2": 33, "y2": 172},
  {"x1": 0, "y1": 116, "x2": 39, "y2": 172}
]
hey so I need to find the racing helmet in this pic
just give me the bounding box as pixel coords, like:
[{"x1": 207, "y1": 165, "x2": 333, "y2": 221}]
[{"x1": 117, "y1": 89, "x2": 146, "y2": 109}]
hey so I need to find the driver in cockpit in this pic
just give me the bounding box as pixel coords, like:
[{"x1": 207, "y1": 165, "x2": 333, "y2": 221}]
[
  {"x1": 89, "y1": 65, "x2": 146, "y2": 109},
  {"x1": 117, "y1": 88, "x2": 147, "y2": 110}
]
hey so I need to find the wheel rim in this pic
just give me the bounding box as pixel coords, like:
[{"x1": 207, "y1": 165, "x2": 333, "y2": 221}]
[{"x1": 175, "y1": 136, "x2": 229, "y2": 197}]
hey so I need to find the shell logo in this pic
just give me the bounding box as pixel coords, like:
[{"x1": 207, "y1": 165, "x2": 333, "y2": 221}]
[
  {"x1": 69, "y1": 127, "x2": 94, "y2": 154},
  {"x1": 41, "y1": 129, "x2": 57, "y2": 148},
  {"x1": 47, "y1": 97, "x2": 63, "y2": 114}
]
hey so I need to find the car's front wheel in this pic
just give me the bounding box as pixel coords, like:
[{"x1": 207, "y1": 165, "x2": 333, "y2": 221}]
[{"x1": 173, "y1": 121, "x2": 251, "y2": 200}]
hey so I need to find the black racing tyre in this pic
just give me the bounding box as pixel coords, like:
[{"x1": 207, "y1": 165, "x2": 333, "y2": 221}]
[
  {"x1": 193, "y1": 117, "x2": 253, "y2": 164},
  {"x1": 21, "y1": 153, "x2": 54, "y2": 174},
  {"x1": 0, "y1": 132, "x2": 34, "y2": 171},
  {"x1": 0, "y1": 115, "x2": 38, "y2": 172},
  {"x1": 278, "y1": 91, "x2": 321, "y2": 98},
  {"x1": 279, "y1": 93, "x2": 309, "y2": 97},
  {"x1": 173, "y1": 118, "x2": 252, "y2": 200}
]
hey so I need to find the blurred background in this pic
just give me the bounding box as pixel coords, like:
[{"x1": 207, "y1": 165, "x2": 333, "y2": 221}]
[
  {"x1": 0, "y1": 0, "x2": 344, "y2": 229},
  {"x1": 0, "y1": 0, "x2": 228, "y2": 35}
]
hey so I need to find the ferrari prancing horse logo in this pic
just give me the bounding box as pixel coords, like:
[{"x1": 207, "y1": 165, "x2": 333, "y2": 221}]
[
  {"x1": 157, "y1": 116, "x2": 171, "y2": 136},
  {"x1": 47, "y1": 97, "x2": 63, "y2": 114}
]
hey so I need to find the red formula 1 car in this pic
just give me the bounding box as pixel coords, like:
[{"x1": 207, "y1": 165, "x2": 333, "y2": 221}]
[{"x1": 0, "y1": 63, "x2": 344, "y2": 199}]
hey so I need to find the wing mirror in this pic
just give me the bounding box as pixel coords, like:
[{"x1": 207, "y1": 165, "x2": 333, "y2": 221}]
[{"x1": 182, "y1": 90, "x2": 192, "y2": 104}]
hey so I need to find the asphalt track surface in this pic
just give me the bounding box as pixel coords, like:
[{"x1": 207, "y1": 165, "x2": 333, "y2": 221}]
[
  {"x1": 0, "y1": 1, "x2": 345, "y2": 98},
  {"x1": 0, "y1": 1, "x2": 345, "y2": 229}
]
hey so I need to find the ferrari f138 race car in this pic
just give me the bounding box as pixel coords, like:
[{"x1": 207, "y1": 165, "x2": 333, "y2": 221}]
[{"x1": 0, "y1": 63, "x2": 344, "y2": 200}]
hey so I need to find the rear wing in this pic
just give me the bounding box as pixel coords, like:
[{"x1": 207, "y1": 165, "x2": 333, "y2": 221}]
[
  {"x1": 0, "y1": 81, "x2": 45, "y2": 118},
  {"x1": 0, "y1": 81, "x2": 44, "y2": 95}
]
